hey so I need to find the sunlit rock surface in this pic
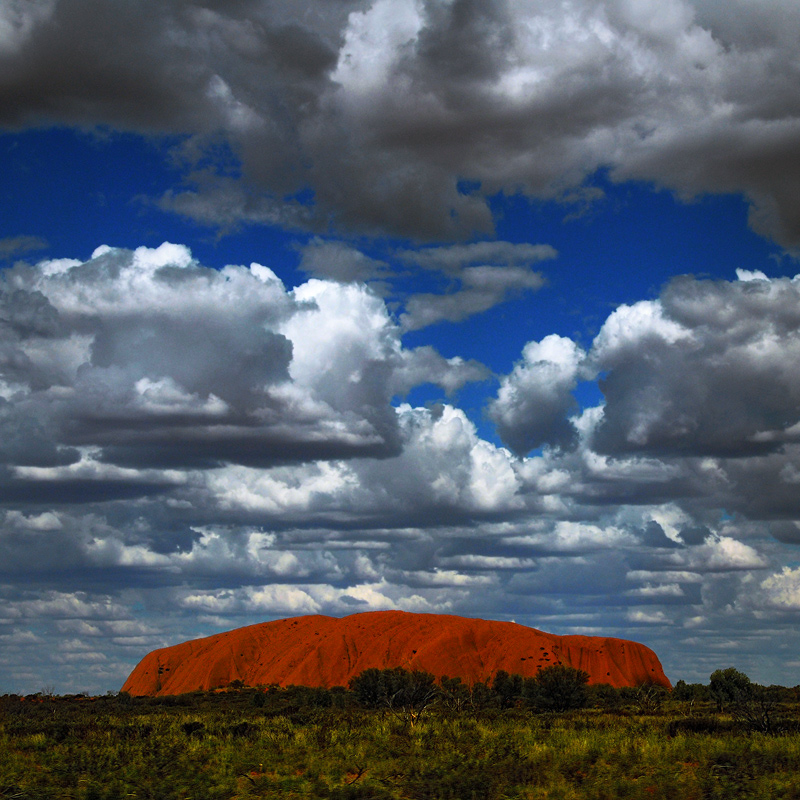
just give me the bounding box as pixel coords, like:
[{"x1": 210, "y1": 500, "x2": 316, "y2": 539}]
[{"x1": 121, "y1": 610, "x2": 671, "y2": 695}]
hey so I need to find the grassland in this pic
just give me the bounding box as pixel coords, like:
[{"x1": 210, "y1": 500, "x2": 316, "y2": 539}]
[{"x1": 2, "y1": 679, "x2": 800, "y2": 799}]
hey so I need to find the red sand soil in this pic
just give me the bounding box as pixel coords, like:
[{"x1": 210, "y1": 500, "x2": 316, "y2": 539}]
[{"x1": 121, "y1": 610, "x2": 671, "y2": 696}]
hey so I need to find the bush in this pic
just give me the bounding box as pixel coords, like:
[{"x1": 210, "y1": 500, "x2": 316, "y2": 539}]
[
  {"x1": 491, "y1": 671, "x2": 523, "y2": 708},
  {"x1": 709, "y1": 668, "x2": 779, "y2": 732},
  {"x1": 349, "y1": 667, "x2": 438, "y2": 723},
  {"x1": 528, "y1": 665, "x2": 589, "y2": 712},
  {"x1": 586, "y1": 683, "x2": 622, "y2": 710},
  {"x1": 632, "y1": 683, "x2": 668, "y2": 714},
  {"x1": 349, "y1": 668, "x2": 386, "y2": 708},
  {"x1": 709, "y1": 668, "x2": 752, "y2": 711},
  {"x1": 672, "y1": 679, "x2": 710, "y2": 702},
  {"x1": 667, "y1": 716, "x2": 738, "y2": 736}
]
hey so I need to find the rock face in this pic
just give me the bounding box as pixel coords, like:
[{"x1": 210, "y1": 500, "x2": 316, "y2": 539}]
[{"x1": 121, "y1": 610, "x2": 670, "y2": 696}]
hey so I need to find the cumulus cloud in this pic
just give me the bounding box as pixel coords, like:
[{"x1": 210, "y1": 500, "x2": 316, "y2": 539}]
[
  {"x1": 7, "y1": 249, "x2": 800, "y2": 691},
  {"x1": 490, "y1": 270, "x2": 800, "y2": 530},
  {"x1": 0, "y1": 242, "x2": 420, "y2": 480},
  {"x1": 588, "y1": 273, "x2": 800, "y2": 457},
  {"x1": 489, "y1": 334, "x2": 585, "y2": 454},
  {"x1": 201, "y1": 403, "x2": 529, "y2": 527},
  {"x1": 4, "y1": 1, "x2": 800, "y2": 243},
  {"x1": 760, "y1": 566, "x2": 800, "y2": 610}
]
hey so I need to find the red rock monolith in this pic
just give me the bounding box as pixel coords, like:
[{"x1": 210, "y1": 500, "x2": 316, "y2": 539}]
[{"x1": 121, "y1": 610, "x2": 670, "y2": 695}]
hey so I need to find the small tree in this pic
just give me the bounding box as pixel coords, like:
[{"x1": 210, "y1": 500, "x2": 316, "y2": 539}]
[
  {"x1": 672, "y1": 679, "x2": 709, "y2": 703},
  {"x1": 492, "y1": 670, "x2": 523, "y2": 708},
  {"x1": 709, "y1": 668, "x2": 776, "y2": 732},
  {"x1": 529, "y1": 665, "x2": 589, "y2": 712},
  {"x1": 349, "y1": 667, "x2": 437, "y2": 725},
  {"x1": 349, "y1": 668, "x2": 387, "y2": 708},
  {"x1": 709, "y1": 668, "x2": 752, "y2": 712},
  {"x1": 439, "y1": 676, "x2": 471, "y2": 713},
  {"x1": 469, "y1": 680, "x2": 493, "y2": 711}
]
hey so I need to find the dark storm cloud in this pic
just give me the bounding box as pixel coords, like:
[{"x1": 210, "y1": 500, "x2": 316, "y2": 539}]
[
  {"x1": 639, "y1": 521, "x2": 681, "y2": 549},
  {"x1": 0, "y1": 400, "x2": 78, "y2": 467},
  {"x1": 0, "y1": 475, "x2": 178, "y2": 505},
  {"x1": 0, "y1": 0, "x2": 342, "y2": 131},
  {"x1": 4, "y1": 0, "x2": 800, "y2": 243}
]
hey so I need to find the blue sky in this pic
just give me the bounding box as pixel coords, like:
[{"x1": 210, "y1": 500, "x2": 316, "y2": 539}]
[{"x1": 3, "y1": 0, "x2": 800, "y2": 694}]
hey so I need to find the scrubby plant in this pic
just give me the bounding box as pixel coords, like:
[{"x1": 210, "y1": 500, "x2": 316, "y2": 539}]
[
  {"x1": 672, "y1": 678, "x2": 710, "y2": 702},
  {"x1": 349, "y1": 667, "x2": 438, "y2": 724},
  {"x1": 491, "y1": 670, "x2": 523, "y2": 708},
  {"x1": 708, "y1": 666, "x2": 780, "y2": 732},
  {"x1": 528, "y1": 664, "x2": 590, "y2": 712},
  {"x1": 709, "y1": 667, "x2": 752, "y2": 711}
]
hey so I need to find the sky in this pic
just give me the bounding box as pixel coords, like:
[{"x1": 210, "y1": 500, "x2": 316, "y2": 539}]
[{"x1": 2, "y1": 0, "x2": 800, "y2": 694}]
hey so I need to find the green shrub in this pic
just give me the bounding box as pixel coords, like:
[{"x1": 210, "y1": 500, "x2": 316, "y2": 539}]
[
  {"x1": 709, "y1": 667, "x2": 752, "y2": 711},
  {"x1": 528, "y1": 664, "x2": 590, "y2": 712},
  {"x1": 491, "y1": 670, "x2": 523, "y2": 708},
  {"x1": 667, "y1": 715, "x2": 738, "y2": 736}
]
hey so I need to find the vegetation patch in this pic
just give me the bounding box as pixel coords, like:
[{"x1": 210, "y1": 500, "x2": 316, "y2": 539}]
[{"x1": 2, "y1": 668, "x2": 800, "y2": 799}]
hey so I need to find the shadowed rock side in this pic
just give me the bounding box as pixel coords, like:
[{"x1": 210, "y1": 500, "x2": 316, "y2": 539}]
[{"x1": 121, "y1": 611, "x2": 671, "y2": 696}]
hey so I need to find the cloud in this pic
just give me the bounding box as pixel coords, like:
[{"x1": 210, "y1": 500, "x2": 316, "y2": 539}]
[
  {"x1": 398, "y1": 241, "x2": 555, "y2": 330},
  {"x1": 0, "y1": 242, "x2": 423, "y2": 477},
  {"x1": 5, "y1": 1, "x2": 800, "y2": 243},
  {"x1": 201, "y1": 403, "x2": 529, "y2": 527},
  {"x1": 760, "y1": 566, "x2": 800, "y2": 610},
  {"x1": 400, "y1": 265, "x2": 547, "y2": 330},
  {"x1": 7, "y1": 247, "x2": 800, "y2": 690},
  {"x1": 391, "y1": 346, "x2": 491, "y2": 397},
  {"x1": 489, "y1": 334, "x2": 585, "y2": 454},
  {"x1": 400, "y1": 242, "x2": 558, "y2": 275},
  {"x1": 297, "y1": 238, "x2": 394, "y2": 289},
  {"x1": 589, "y1": 273, "x2": 800, "y2": 458},
  {"x1": 296, "y1": 239, "x2": 557, "y2": 332},
  {"x1": 0, "y1": 234, "x2": 47, "y2": 261},
  {"x1": 487, "y1": 267, "x2": 800, "y2": 530}
]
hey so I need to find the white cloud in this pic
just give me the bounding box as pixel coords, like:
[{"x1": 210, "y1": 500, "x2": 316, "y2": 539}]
[
  {"x1": 627, "y1": 583, "x2": 684, "y2": 598},
  {"x1": 0, "y1": 244, "x2": 476, "y2": 476},
  {"x1": 332, "y1": 0, "x2": 424, "y2": 96},
  {"x1": 205, "y1": 403, "x2": 527, "y2": 523},
  {"x1": 489, "y1": 334, "x2": 585, "y2": 454},
  {"x1": 587, "y1": 274, "x2": 800, "y2": 457},
  {"x1": 668, "y1": 536, "x2": 767, "y2": 572},
  {"x1": 761, "y1": 566, "x2": 800, "y2": 610},
  {"x1": 626, "y1": 610, "x2": 672, "y2": 624},
  {"x1": 5, "y1": 510, "x2": 61, "y2": 530}
]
